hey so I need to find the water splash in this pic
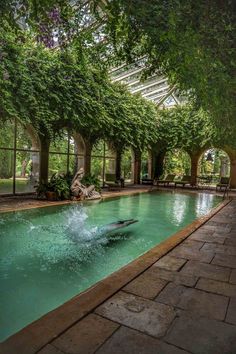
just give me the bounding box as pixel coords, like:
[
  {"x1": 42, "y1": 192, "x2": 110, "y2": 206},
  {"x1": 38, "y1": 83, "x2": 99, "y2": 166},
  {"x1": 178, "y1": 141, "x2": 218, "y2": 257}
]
[{"x1": 64, "y1": 205, "x2": 101, "y2": 243}]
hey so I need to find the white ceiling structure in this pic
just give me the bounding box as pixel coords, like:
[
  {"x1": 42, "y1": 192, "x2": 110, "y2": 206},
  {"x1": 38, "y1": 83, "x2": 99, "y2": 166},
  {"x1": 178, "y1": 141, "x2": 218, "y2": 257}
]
[{"x1": 109, "y1": 60, "x2": 183, "y2": 108}]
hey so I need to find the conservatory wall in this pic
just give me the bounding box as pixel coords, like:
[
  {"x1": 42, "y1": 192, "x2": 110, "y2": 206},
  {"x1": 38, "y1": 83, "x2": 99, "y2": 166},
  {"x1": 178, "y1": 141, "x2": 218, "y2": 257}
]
[
  {"x1": 91, "y1": 141, "x2": 116, "y2": 186},
  {"x1": 48, "y1": 130, "x2": 86, "y2": 178},
  {"x1": 0, "y1": 119, "x2": 40, "y2": 195}
]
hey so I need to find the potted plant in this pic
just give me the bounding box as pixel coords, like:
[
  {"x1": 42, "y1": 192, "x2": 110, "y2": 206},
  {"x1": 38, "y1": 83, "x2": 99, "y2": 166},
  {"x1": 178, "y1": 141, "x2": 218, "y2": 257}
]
[{"x1": 35, "y1": 173, "x2": 72, "y2": 200}]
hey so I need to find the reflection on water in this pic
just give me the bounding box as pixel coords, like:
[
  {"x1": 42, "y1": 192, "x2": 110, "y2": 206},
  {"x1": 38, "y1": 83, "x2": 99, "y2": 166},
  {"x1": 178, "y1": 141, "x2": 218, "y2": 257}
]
[{"x1": 0, "y1": 192, "x2": 221, "y2": 341}]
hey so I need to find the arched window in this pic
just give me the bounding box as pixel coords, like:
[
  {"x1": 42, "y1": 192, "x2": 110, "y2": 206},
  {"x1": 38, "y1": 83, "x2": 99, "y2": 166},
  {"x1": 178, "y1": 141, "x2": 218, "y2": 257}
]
[
  {"x1": 48, "y1": 130, "x2": 85, "y2": 178},
  {"x1": 91, "y1": 141, "x2": 116, "y2": 185},
  {"x1": 0, "y1": 119, "x2": 40, "y2": 195},
  {"x1": 198, "y1": 148, "x2": 230, "y2": 186},
  {"x1": 121, "y1": 148, "x2": 135, "y2": 184},
  {"x1": 163, "y1": 149, "x2": 191, "y2": 178}
]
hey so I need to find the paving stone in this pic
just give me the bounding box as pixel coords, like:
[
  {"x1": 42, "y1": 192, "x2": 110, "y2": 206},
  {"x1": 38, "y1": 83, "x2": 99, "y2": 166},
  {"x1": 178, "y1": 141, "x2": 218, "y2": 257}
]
[
  {"x1": 38, "y1": 345, "x2": 66, "y2": 354},
  {"x1": 226, "y1": 231, "x2": 236, "y2": 237},
  {"x1": 156, "y1": 282, "x2": 187, "y2": 307},
  {"x1": 230, "y1": 269, "x2": 236, "y2": 284},
  {"x1": 148, "y1": 266, "x2": 198, "y2": 287},
  {"x1": 192, "y1": 228, "x2": 214, "y2": 235},
  {"x1": 95, "y1": 291, "x2": 176, "y2": 338},
  {"x1": 212, "y1": 253, "x2": 236, "y2": 269},
  {"x1": 207, "y1": 220, "x2": 231, "y2": 228},
  {"x1": 51, "y1": 314, "x2": 119, "y2": 354},
  {"x1": 169, "y1": 246, "x2": 214, "y2": 263},
  {"x1": 201, "y1": 243, "x2": 236, "y2": 255},
  {"x1": 179, "y1": 239, "x2": 204, "y2": 249},
  {"x1": 156, "y1": 282, "x2": 228, "y2": 320},
  {"x1": 225, "y1": 237, "x2": 236, "y2": 246},
  {"x1": 226, "y1": 297, "x2": 236, "y2": 325},
  {"x1": 210, "y1": 216, "x2": 233, "y2": 224},
  {"x1": 200, "y1": 225, "x2": 218, "y2": 232},
  {"x1": 180, "y1": 260, "x2": 231, "y2": 281},
  {"x1": 165, "y1": 312, "x2": 236, "y2": 354},
  {"x1": 123, "y1": 270, "x2": 168, "y2": 299},
  {"x1": 189, "y1": 232, "x2": 226, "y2": 244},
  {"x1": 205, "y1": 224, "x2": 232, "y2": 233},
  {"x1": 153, "y1": 255, "x2": 187, "y2": 271},
  {"x1": 196, "y1": 277, "x2": 236, "y2": 297},
  {"x1": 96, "y1": 326, "x2": 188, "y2": 354}
]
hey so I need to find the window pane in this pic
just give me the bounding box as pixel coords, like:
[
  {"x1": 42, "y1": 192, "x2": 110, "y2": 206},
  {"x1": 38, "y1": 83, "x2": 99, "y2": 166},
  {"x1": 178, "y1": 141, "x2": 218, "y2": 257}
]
[
  {"x1": 0, "y1": 149, "x2": 14, "y2": 194},
  {"x1": 92, "y1": 141, "x2": 104, "y2": 156},
  {"x1": 0, "y1": 120, "x2": 15, "y2": 148},
  {"x1": 48, "y1": 154, "x2": 68, "y2": 177},
  {"x1": 69, "y1": 155, "x2": 84, "y2": 176},
  {"x1": 106, "y1": 144, "x2": 116, "y2": 158},
  {"x1": 105, "y1": 158, "x2": 115, "y2": 174},
  {"x1": 16, "y1": 123, "x2": 40, "y2": 151},
  {"x1": 69, "y1": 136, "x2": 77, "y2": 154},
  {"x1": 121, "y1": 149, "x2": 134, "y2": 182},
  {"x1": 15, "y1": 151, "x2": 40, "y2": 193},
  {"x1": 91, "y1": 157, "x2": 103, "y2": 182},
  {"x1": 49, "y1": 131, "x2": 68, "y2": 153}
]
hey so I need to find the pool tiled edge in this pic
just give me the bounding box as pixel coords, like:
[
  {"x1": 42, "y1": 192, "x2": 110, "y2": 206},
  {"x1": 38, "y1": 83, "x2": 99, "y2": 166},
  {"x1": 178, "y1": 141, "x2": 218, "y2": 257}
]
[
  {"x1": 0, "y1": 187, "x2": 151, "y2": 214},
  {"x1": 0, "y1": 198, "x2": 230, "y2": 354}
]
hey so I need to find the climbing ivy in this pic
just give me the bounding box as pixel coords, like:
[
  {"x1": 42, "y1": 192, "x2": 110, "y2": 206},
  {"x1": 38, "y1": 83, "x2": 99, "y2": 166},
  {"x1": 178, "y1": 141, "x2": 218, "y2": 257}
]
[
  {"x1": 96, "y1": 0, "x2": 236, "y2": 135},
  {"x1": 155, "y1": 105, "x2": 218, "y2": 154},
  {"x1": 0, "y1": 23, "x2": 158, "y2": 150}
]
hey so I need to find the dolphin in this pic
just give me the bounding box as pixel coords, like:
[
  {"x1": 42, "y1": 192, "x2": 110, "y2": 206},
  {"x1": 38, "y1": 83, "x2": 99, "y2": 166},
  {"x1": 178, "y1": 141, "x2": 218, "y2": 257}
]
[{"x1": 100, "y1": 219, "x2": 138, "y2": 234}]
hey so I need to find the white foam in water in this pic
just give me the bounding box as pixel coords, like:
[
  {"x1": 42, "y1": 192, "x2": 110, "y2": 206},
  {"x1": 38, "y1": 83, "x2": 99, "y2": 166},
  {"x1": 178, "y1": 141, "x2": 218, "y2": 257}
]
[
  {"x1": 65, "y1": 205, "x2": 101, "y2": 243},
  {"x1": 65, "y1": 206, "x2": 98, "y2": 242}
]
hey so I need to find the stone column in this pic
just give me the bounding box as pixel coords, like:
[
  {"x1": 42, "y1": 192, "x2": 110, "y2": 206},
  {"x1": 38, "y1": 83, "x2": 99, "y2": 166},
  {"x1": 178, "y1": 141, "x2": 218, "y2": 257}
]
[
  {"x1": 115, "y1": 150, "x2": 122, "y2": 180},
  {"x1": 230, "y1": 158, "x2": 236, "y2": 188},
  {"x1": 218, "y1": 146, "x2": 236, "y2": 189},
  {"x1": 147, "y1": 149, "x2": 153, "y2": 179},
  {"x1": 39, "y1": 137, "x2": 50, "y2": 184},
  {"x1": 133, "y1": 150, "x2": 142, "y2": 184},
  {"x1": 84, "y1": 140, "x2": 93, "y2": 175},
  {"x1": 152, "y1": 150, "x2": 166, "y2": 179},
  {"x1": 190, "y1": 153, "x2": 200, "y2": 186}
]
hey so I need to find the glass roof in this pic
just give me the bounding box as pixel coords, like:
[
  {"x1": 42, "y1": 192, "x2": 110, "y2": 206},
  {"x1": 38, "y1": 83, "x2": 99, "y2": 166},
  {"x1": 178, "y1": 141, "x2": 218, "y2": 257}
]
[{"x1": 110, "y1": 62, "x2": 180, "y2": 108}]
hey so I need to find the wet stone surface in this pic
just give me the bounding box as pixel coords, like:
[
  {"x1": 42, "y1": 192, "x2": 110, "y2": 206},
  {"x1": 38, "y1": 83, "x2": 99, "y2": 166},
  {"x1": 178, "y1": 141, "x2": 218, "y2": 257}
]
[
  {"x1": 96, "y1": 326, "x2": 188, "y2": 354},
  {"x1": 95, "y1": 291, "x2": 176, "y2": 338},
  {"x1": 180, "y1": 260, "x2": 231, "y2": 281},
  {"x1": 51, "y1": 314, "x2": 119, "y2": 354},
  {"x1": 156, "y1": 282, "x2": 228, "y2": 321},
  {"x1": 164, "y1": 312, "x2": 236, "y2": 354},
  {"x1": 123, "y1": 271, "x2": 168, "y2": 299},
  {"x1": 152, "y1": 255, "x2": 187, "y2": 271}
]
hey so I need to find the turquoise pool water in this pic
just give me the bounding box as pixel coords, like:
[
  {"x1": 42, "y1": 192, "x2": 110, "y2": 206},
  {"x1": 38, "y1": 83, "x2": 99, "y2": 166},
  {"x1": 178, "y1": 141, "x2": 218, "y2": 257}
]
[{"x1": 0, "y1": 191, "x2": 221, "y2": 341}]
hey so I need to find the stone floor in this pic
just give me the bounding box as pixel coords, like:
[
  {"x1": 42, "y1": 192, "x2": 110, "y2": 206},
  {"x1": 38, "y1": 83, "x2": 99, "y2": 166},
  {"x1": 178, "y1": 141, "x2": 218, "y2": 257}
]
[{"x1": 35, "y1": 200, "x2": 236, "y2": 354}]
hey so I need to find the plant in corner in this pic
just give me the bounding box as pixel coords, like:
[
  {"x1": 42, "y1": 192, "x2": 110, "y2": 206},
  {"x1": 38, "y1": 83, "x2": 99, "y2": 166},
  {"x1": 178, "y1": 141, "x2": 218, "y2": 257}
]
[{"x1": 35, "y1": 173, "x2": 72, "y2": 200}]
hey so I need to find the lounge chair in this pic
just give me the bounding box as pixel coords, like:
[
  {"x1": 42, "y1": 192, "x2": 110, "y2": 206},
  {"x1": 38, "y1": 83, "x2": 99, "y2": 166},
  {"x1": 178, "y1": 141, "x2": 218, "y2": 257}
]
[
  {"x1": 105, "y1": 173, "x2": 124, "y2": 191},
  {"x1": 175, "y1": 175, "x2": 192, "y2": 188},
  {"x1": 216, "y1": 177, "x2": 230, "y2": 192},
  {"x1": 155, "y1": 174, "x2": 176, "y2": 187},
  {"x1": 141, "y1": 177, "x2": 153, "y2": 185}
]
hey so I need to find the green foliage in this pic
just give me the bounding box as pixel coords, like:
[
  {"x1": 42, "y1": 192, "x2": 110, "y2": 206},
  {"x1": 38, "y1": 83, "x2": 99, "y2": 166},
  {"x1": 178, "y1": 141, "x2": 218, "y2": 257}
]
[
  {"x1": 99, "y1": 0, "x2": 236, "y2": 135},
  {"x1": 49, "y1": 173, "x2": 71, "y2": 199},
  {"x1": 0, "y1": 23, "x2": 158, "y2": 149},
  {"x1": 164, "y1": 150, "x2": 191, "y2": 177},
  {"x1": 35, "y1": 173, "x2": 71, "y2": 199},
  {"x1": 81, "y1": 174, "x2": 101, "y2": 192},
  {"x1": 156, "y1": 105, "x2": 216, "y2": 153}
]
